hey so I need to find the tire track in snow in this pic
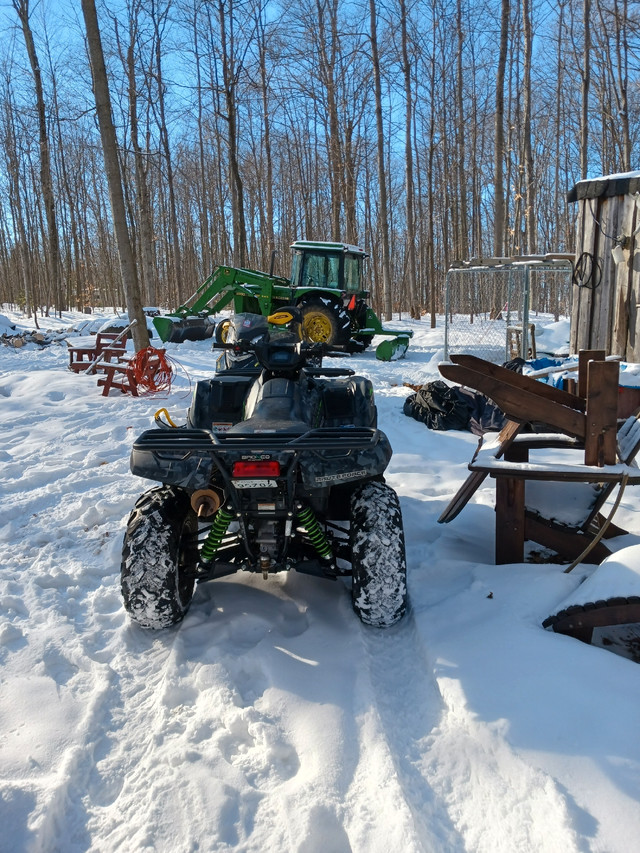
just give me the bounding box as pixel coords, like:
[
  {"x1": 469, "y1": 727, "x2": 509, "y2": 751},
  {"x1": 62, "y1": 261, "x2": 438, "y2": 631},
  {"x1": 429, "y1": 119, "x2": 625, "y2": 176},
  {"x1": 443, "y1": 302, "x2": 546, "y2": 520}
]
[
  {"x1": 349, "y1": 613, "x2": 467, "y2": 853},
  {"x1": 418, "y1": 674, "x2": 584, "y2": 853},
  {"x1": 73, "y1": 579, "x2": 313, "y2": 852}
]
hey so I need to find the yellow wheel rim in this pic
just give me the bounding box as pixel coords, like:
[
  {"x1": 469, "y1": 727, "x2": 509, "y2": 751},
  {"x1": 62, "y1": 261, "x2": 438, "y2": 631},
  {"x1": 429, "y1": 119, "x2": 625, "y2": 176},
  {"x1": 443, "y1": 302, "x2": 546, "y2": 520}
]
[
  {"x1": 302, "y1": 312, "x2": 332, "y2": 343},
  {"x1": 219, "y1": 319, "x2": 231, "y2": 342}
]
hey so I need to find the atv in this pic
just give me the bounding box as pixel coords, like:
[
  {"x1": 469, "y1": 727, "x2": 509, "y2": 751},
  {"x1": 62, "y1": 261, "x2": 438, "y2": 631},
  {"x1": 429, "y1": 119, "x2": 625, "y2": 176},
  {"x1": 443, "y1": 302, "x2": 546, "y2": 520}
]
[{"x1": 120, "y1": 310, "x2": 407, "y2": 629}]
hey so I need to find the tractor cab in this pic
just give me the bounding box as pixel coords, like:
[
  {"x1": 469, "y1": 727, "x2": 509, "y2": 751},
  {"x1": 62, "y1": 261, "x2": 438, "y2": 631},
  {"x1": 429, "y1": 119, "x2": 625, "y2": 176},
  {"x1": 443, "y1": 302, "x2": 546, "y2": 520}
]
[{"x1": 290, "y1": 241, "x2": 368, "y2": 296}]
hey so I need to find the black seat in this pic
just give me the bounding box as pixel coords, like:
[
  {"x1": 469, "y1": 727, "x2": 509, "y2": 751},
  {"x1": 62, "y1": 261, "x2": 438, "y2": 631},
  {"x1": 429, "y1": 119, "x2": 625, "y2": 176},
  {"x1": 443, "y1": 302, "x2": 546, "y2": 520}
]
[{"x1": 228, "y1": 378, "x2": 309, "y2": 435}]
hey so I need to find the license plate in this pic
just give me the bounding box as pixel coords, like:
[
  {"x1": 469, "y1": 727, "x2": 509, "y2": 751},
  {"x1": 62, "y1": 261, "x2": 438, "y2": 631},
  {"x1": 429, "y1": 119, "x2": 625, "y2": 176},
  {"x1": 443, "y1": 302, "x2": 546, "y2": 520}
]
[{"x1": 232, "y1": 479, "x2": 278, "y2": 489}]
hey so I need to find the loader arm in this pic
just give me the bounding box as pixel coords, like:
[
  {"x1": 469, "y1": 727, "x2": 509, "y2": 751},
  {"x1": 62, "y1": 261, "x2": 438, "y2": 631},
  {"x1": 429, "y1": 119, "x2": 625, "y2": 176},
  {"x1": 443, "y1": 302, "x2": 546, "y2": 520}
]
[{"x1": 153, "y1": 266, "x2": 291, "y2": 342}]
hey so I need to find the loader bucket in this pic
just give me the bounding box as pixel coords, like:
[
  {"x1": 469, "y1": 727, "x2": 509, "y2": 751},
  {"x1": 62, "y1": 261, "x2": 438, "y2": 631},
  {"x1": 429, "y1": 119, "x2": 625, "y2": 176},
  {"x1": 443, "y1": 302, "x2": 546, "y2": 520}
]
[
  {"x1": 375, "y1": 334, "x2": 410, "y2": 362},
  {"x1": 153, "y1": 315, "x2": 215, "y2": 343},
  {"x1": 543, "y1": 544, "x2": 640, "y2": 663}
]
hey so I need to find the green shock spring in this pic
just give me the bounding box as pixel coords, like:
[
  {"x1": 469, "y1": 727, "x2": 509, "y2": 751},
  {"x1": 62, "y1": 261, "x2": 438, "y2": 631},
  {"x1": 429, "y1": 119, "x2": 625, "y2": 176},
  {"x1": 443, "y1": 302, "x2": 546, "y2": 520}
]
[
  {"x1": 296, "y1": 504, "x2": 333, "y2": 560},
  {"x1": 200, "y1": 505, "x2": 234, "y2": 563}
]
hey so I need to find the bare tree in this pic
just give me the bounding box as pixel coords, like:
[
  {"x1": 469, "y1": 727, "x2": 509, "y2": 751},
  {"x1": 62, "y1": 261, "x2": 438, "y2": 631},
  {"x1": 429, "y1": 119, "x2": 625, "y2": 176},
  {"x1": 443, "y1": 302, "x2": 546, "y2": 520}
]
[
  {"x1": 12, "y1": 0, "x2": 62, "y2": 314},
  {"x1": 121, "y1": 0, "x2": 158, "y2": 305},
  {"x1": 581, "y1": 0, "x2": 591, "y2": 178},
  {"x1": 494, "y1": 0, "x2": 509, "y2": 257},
  {"x1": 399, "y1": 0, "x2": 418, "y2": 317},
  {"x1": 522, "y1": 0, "x2": 536, "y2": 252},
  {"x1": 81, "y1": 0, "x2": 149, "y2": 351},
  {"x1": 369, "y1": 0, "x2": 392, "y2": 320}
]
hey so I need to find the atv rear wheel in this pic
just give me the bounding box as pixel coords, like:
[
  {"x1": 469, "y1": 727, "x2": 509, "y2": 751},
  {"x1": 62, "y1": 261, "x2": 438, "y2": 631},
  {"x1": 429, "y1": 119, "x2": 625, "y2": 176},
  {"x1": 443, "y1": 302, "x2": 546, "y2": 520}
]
[
  {"x1": 121, "y1": 485, "x2": 198, "y2": 629},
  {"x1": 350, "y1": 480, "x2": 407, "y2": 627},
  {"x1": 299, "y1": 298, "x2": 351, "y2": 346}
]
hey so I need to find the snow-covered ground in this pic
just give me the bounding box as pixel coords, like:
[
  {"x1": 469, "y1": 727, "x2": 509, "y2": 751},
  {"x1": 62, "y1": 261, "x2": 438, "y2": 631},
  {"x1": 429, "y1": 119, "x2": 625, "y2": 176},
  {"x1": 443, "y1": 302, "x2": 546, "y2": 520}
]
[{"x1": 1, "y1": 307, "x2": 639, "y2": 853}]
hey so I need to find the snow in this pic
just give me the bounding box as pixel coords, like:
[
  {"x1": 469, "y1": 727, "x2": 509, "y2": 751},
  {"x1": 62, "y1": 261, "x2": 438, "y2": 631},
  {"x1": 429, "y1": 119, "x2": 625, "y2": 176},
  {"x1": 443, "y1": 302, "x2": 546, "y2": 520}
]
[{"x1": 1, "y1": 308, "x2": 640, "y2": 852}]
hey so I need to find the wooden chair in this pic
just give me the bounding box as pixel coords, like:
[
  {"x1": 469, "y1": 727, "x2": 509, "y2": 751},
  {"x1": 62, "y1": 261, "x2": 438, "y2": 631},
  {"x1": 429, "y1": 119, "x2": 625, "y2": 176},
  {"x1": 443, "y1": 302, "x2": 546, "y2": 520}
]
[
  {"x1": 470, "y1": 414, "x2": 640, "y2": 563},
  {"x1": 437, "y1": 349, "x2": 605, "y2": 524},
  {"x1": 68, "y1": 332, "x2": 127, "y2": 373},
  {"x1": 437, "y1": 352, "x2": 640, "y2": 564}
]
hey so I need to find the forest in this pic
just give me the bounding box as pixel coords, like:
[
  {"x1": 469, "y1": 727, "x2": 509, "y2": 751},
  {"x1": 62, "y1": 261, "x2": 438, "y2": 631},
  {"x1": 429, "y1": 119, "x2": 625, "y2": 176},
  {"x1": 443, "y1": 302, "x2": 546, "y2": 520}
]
[{"x1": 0, "y1": 0, "x2": 638, "y2": 325}]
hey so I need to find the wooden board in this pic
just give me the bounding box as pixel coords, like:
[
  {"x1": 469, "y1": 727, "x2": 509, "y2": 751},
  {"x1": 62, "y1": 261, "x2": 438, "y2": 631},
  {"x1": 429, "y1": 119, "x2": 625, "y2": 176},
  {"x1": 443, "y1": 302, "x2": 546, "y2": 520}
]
[{"x1": 439, "y1": 361, "x2": 587, "y2": 439}]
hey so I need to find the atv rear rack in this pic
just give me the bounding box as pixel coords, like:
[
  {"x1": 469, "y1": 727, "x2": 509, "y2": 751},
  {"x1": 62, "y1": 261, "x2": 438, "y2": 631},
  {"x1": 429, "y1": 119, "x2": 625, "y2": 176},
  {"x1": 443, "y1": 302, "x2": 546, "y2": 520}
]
[{"x1": 132, "y1": 426, "x2": 381, "y2": 454}]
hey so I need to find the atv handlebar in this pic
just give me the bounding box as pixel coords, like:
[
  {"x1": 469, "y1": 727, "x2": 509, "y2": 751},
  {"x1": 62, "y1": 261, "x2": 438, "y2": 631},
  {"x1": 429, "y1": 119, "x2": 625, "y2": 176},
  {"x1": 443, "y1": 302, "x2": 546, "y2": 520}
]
[
  {"x1": 214, "y1": 339, "x2": 349, "y2": 358},
  {"x1": 214, "y1": 337, "x2": 351, "y2": 375}
]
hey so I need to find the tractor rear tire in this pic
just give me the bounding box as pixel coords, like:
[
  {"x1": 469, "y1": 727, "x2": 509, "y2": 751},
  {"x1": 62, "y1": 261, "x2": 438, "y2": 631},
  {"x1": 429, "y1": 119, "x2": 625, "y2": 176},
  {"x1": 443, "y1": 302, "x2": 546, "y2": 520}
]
[
  {"x1": 299, "y1": 298, "x2": 351, "y2": 346},
  {"x1": 121, "y1": 485, "x2": 198, "y2": 629},
  {"x1": 214, "y1": 318, "x2": 231, "y2": 345}
]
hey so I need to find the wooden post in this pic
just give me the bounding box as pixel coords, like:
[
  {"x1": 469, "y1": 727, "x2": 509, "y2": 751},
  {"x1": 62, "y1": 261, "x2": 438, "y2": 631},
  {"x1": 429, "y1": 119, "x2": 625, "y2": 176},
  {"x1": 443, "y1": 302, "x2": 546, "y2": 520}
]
[
  {"x1": 495, "y1": 443, "x2": 529, "y2": 564},
  {"x1": 577, "y1": 349, "x2": 606, "y2": 398},
  {"x1": 584, "y1": 359, "x2": 619, "y2": 466}
]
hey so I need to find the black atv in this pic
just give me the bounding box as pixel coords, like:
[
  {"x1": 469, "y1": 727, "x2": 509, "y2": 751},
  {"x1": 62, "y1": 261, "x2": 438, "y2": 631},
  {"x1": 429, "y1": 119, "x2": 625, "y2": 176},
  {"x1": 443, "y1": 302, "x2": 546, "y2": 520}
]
[{"x1": 120, "y1": 311, "x2": 407, "y2": 630}]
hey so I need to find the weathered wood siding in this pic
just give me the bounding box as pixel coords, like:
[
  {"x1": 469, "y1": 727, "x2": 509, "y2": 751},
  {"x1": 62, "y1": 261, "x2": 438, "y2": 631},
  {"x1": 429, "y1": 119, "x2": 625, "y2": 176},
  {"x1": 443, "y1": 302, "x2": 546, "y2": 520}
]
[{"x1": 569, "y1": 175, "x2": 640, "y2": 359}]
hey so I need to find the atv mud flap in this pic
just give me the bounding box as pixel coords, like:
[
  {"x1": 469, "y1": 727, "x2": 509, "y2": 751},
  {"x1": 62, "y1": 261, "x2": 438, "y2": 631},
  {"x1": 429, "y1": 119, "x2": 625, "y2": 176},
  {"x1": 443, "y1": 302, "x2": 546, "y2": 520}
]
[{"x1": 375, "y1": 334, "x2": 410, "y2": 361}]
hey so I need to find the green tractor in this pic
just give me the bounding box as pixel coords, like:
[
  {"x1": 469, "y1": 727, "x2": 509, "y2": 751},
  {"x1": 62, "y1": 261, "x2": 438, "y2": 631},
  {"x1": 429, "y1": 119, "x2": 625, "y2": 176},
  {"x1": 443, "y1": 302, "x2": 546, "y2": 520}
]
[{"x1": 153, "y1": 241, "x2": 411, "y2": 360}]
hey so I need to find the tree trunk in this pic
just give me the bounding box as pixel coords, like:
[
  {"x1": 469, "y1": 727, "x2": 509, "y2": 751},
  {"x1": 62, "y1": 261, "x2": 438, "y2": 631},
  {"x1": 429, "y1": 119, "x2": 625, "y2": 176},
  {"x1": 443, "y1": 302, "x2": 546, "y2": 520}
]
[
  {"x1": 316, "y1": 0, "x2": 343, "y2": 241},
  {"x1": 192, "y1": 6, "x2": 211, "y2": 276},
  {"x1": 126, "y1": 15, "x2": 157, "y2": 305},
  {"x1": 257, "y1": 9, "x2": 275, "y2": 266},
  {"x1": 369, "y1": 0, "x2": 392, "y2": 321},
  {"x1": 218, "y1": 0, "x2": 248, "y2": 267},
  {"x1": 581, "y1": 0, "x2": 591, "y2": 179},
  {"x1": 13, "y1": 0, "x2": 63, "y2": 313},
  {"x1": 81, "y1": 0, "x2": 149, "y2": 351},
  {"x1": 494, "y1": 0, "x2": 509, "y2": 257},
  {"x1": 151, "y1": 3, "x2": 183, "y2": 299},
  {"x1": 522, "y1": 0, "x2": 536, "y2": 252},
  {"x1": 455, "y1": 0, "x2": 469, "y2": 262},
  {"x1": 400, "y1": 0, "x2": 418, "y2": 319}
]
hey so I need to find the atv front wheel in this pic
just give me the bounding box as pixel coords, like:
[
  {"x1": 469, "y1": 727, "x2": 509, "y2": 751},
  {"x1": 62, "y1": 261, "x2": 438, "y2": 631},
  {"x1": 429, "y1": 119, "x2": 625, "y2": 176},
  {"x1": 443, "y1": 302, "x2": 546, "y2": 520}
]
[
  {"x1": 121, "y1": 486, "x2": 198, "y2": 629},
  {"x1": 350, "y1": 480, "x2": 407, "y2": 627},
  {"x1": 299, "y1": 298, "x2": 351, "y2": 346}
]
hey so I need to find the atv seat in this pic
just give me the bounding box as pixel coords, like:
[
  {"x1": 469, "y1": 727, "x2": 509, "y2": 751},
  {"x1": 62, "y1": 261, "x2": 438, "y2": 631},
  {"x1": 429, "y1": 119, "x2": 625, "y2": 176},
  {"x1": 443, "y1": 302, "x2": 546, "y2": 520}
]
[{"x1": 228, "y1": 378, "x2": 309, "y2": 435}]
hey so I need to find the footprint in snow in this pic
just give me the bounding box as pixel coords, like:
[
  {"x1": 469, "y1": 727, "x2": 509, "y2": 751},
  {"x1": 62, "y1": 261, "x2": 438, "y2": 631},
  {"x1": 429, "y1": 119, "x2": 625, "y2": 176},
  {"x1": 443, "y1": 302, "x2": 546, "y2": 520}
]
[{"x1": 218, "y1": 712, "x2": 300, "y2": 791}]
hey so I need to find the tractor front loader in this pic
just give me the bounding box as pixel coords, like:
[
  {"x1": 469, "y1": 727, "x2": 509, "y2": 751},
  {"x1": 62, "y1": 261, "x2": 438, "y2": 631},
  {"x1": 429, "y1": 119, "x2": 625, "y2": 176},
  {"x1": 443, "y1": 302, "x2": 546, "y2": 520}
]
[{"x1": 153, "y1": 241, "x2": 412, "y2": 360}]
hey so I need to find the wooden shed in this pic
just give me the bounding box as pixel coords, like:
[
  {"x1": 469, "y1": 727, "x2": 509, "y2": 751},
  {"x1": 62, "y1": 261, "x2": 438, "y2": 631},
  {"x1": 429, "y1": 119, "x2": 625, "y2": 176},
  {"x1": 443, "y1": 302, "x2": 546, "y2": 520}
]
[{"x1": 568, "y1": 172, "x2": 640, "y2": 360}]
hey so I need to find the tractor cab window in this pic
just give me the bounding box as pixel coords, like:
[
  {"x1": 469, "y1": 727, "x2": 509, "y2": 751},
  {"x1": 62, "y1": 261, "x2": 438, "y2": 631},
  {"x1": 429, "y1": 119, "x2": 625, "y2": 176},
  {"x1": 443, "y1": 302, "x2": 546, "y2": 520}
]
[
  {"x1": 298, "y1": 252, "x2": 341, "y2": 290},
  {"x1": 343, "y1": 255, "x2": 361, "y2": 293}
]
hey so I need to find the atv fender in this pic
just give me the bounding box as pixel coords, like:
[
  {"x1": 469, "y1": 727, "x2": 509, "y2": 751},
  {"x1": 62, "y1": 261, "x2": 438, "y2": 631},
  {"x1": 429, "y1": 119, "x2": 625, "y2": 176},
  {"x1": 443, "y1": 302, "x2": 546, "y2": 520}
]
[{"x1": 130, "y1": 429, "x2": 216, "y2": 490}]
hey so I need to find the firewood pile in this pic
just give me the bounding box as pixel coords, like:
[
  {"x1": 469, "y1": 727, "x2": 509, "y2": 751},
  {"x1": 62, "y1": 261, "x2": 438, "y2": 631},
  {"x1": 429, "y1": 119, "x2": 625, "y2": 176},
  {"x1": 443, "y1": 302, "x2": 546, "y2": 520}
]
[{"x1": 1, "y1": 328, "x2": 72, "y2": 348}]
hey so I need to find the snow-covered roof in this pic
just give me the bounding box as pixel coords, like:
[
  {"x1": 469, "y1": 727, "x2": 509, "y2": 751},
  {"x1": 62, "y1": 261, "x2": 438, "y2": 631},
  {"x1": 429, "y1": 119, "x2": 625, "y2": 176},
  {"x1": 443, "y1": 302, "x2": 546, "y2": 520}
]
[{"x1": 567, "y1": 170, "x2": 640, "y2": 202}]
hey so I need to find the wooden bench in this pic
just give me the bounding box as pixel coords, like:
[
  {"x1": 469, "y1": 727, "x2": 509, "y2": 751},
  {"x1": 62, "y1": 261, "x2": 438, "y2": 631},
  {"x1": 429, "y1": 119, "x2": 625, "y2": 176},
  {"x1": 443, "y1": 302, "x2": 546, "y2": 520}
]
[
  {"x1": 96, "y1": 359, "x2": 137, "y2": 396},
  {"x1": 68, "y1": 332, "x2": 127, "y2": 373},
  {"x1": 437, "y1": 351, "x2": 640, "y2": 564}
]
